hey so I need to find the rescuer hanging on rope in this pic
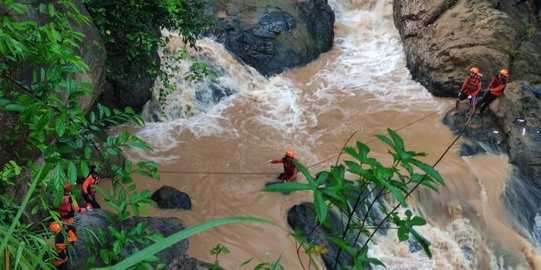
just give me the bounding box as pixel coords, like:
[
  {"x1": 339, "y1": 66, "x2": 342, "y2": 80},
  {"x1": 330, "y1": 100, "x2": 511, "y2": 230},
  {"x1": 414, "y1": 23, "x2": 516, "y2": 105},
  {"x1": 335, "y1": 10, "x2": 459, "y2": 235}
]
[{"x1": 269, "y1": 150, "x2": 299, "y2": 182}]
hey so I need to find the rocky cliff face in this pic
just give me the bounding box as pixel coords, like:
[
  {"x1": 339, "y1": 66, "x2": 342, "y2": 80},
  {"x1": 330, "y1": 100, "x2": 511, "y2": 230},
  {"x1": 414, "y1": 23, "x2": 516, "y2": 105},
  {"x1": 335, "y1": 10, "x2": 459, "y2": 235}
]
[
  {"x1": 205, "y1": 0, "x2": 335, "y2": 76},
  {"x1": 393, "y1": 0, "x2": 540, "y2": 97}
]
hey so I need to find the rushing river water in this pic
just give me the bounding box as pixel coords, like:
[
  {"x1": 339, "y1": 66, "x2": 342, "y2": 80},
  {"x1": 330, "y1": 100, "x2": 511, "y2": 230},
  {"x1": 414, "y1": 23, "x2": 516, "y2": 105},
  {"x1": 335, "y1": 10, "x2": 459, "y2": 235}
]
[{"x1": 115, "y1": 0, "x2": 541, "y2": 269}]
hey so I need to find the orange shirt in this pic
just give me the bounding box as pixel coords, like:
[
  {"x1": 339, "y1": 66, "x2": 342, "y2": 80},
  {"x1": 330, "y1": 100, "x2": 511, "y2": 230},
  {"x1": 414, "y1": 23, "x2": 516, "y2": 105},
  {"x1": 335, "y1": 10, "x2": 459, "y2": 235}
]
[
  {"x1": 488, "y1": 75, "x2": 507, "y2": 96},
  {"x1": 460, "y1": 75, "x2": 482, "y2": 96},
  {"x1": 82, "y1": 173, "x2": 99, "y2": 194}
]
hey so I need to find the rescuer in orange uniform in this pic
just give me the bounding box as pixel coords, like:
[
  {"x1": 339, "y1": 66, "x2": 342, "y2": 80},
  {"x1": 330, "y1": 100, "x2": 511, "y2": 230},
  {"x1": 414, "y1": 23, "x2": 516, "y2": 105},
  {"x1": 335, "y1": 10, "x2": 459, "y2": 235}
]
[
  {"x1": 47, "y1": 222, "x2": 77, "y2": 270},
  {"x1": 56, "y1": 182, "x2": 85, "y2": 225},
  {"x1": 477, "y1": 68, "x2": 509, "y2": 115},
  {"x1": 269, "y1": 150, "x2": 299, "y2": 182},
  {"x1": 454, "y1": 66, "x2": 483, "y2": 115},
  {"x1": 81, "y1": 166, "x2": 101, "y2": 210}
]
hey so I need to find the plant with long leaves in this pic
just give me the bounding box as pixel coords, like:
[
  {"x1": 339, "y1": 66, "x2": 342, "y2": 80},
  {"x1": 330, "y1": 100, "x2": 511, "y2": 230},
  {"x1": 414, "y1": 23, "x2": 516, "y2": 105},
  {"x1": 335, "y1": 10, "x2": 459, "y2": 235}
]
[{"x1": 264, "y1": 129, "x2": 445, "y2": 269}]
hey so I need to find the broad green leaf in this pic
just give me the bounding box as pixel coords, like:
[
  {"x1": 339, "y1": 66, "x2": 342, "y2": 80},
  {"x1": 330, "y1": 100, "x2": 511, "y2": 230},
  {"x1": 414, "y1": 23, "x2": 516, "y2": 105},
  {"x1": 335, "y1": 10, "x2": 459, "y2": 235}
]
[
  {"x1": 4, "y1": 104, "x2": 25, "y2": 111},
  {"x1": 397, "y1": 226, "x2": 409, "y2": 242},
  {"x1": 315, "y1": 171, "x2": 329, "y2": 185},
  {"x1": 375, "y1": 134, "x2": 394, "y2": 149},
  {"x1": 262, "y1": 182, "x2": 312, "y2": 193},
  {"x1": 387, "y1": 129, "x2": 404, "y2": 151},
  {"x1": 411, "y1": 229, "x2": 432, "y2": 258},
  {"x1": 345, "y1": 160, "x2": 362, "y2": 175},
  {"x1": 410, "y1": 216, "x2": 427, "y2": 226},
  {"x1": 344, "y1": 146, "x2": 359, "y2": 160},
  {"x1": 55, "y1": 119, "x2": 65, "y2": 137},
  {"x1": 314, "y1": 191, "x2": 328, "y2": 222},
  {"x1": 97, "y1": 217, "x2": 274, "y2": 270},
  {"x1": 374, "y1": 175, "x2": 406, "y2": 206},
  {"x1": 292, "y1": 160, "x2": 315, "y2": 186},
  {"x1": 410, "y1": 159, "x2": 445, "y2": 185},
  {"x1": 84, "y1": 146, "x2": 92, "y2": 159},
  {"x1": 67, "y1": 161, "x2": 77, "y2": 184}
]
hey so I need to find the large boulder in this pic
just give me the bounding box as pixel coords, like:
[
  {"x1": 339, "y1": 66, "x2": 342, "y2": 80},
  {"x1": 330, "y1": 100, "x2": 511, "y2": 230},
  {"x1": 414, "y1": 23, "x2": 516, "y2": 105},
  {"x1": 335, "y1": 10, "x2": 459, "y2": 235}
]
[
  {"x1": 95, "y1": 24, "x2": 161, "y2": 114},
  {"x1": 205, "y1": 0, "x2": 335, "y2": 76},
  {"x1": 151, "y1": 185, "x2": 192, "y2": 210},
  {"x1": 165, "y1": 255, "x2": 209, "y2": 270},
  {"x1": 287, "y1": 202, "x2": 353, "y2": 270},
  {"x1": 393, "y1": 0, "x2": 541, "y2": 97},
  {"x1": 71, "y1": 209, "x2": 193, "y2": 269},
  {"x1": 121, "y1": 216, "x2": 189, "y2": 264},
  {"x1": 491, "y1": 82, "x2": 541, "y2": 169},
  {"x1": 71, "y1": 209, "x2": 114, "y2": 269}
]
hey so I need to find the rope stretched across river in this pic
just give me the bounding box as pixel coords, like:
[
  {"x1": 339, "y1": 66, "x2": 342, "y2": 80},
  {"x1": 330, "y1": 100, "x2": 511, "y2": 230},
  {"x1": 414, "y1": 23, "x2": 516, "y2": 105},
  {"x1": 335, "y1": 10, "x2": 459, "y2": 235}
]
[{"x1": 156, "y1": 108, "x2": 459, "y2": 176}]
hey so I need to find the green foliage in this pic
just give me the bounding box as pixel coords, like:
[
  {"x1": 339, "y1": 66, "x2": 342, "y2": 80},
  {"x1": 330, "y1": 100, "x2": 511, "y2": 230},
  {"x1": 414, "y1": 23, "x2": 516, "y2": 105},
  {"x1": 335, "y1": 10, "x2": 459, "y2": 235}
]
[
  {"x1": 209, "y1": 243, "x2": 230, "y2": 270},
  {"x1": 441, "y1": 0, "x2": 456, "y2": 11},
  {"x1": 252, "y1": 253, "x2": 285, "y2": 270},
  {"x1": 508, "y1": 49, "x2": 521, "y2": 60},
  {"x1": 523, "y1": 23, "x2": 537, "y2": 40},
  {"x1": 82, "y1": 0, "x2": 211, "y2": 80},
  {"x1": 263, "y1": 129, "x2": 445, "y2": 269},
  {"x1": 0, "y1": 1, "x2": 161, "y2": 269},
  {"x1": 82, "y1": 223, "x2": 164, "y2": 268}
]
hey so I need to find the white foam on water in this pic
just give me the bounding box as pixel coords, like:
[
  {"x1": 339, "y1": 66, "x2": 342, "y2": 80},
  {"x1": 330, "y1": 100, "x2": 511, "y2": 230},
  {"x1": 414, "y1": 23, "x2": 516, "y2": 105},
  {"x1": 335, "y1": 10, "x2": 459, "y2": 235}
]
[
  {"x1": 370, "y1": 214, "x2": 504, "y2": 270},
  {"x1": 311, "y1": 0, "x2": 442, "y2": 113}
]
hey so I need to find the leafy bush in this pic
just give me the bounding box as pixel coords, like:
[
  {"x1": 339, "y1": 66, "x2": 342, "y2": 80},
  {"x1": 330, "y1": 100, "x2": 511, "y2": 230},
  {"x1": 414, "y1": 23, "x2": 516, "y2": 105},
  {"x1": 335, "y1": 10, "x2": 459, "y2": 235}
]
[
  {"x1": 264, "y1": 129, "x2": 445, "y2": 269},
  {"x1": 0, "y1": 1, "x2": 160, "y2": 268},
  {"x1": 523, "y1": 23, "x2": 537, "y2": 40},
  {"x1": 82, "y1": 0, "x2": 211, "y2": 80}
]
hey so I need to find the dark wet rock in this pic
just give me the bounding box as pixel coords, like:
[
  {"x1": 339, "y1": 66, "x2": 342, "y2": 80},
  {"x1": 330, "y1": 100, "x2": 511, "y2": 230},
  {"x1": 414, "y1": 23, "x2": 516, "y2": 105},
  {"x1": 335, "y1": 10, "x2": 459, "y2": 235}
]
[
  {"x1": 408, "y1": 238, "x2": 422, "y2": 253},
  {"x1": 205, "y1": 0, "x2": 334, "y2": 76},
  {"x1": 97, "y1": 66, "x2": 156, "y2": 114},
  {"x1": 151, "y1": 185, "x2": 192, "y2": 210},
  {"x1": 459, "y1": 143, "x2": 487, "y2": 157},
  {"x1": 165, "y1": 255, "x2": 209, "y2": 270},
  {"x1": 71, "y1": 209, "x2": 192, "y2": 268},
  {"x1": 491, "y1": 83, "x2": 541, "y2": 168},
  {"x1": 121, "y1": 216, "x2": 189, "y2": 264},
  {"x1": 441, "y1": 106, "x2": 508, "y2": 157},
  {"x1": 252, "y1": 11, "x2": 296, "y2": 38},
  {"x1": 71, "y1": 209, "x2": 114, "y2": 269}
]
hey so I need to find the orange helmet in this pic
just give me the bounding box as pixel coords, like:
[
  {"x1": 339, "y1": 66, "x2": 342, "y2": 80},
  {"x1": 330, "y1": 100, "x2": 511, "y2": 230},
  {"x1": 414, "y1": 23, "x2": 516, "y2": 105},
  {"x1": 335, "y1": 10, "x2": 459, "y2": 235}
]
[
  {"x1": 470, "y1": 67, "x2": 482, "y2": 77},
  {"x1": 49, "y1": 222, "x2": 62, "y2": 234},
  {"x1": 285, "y1": 150, "x2": 295, "y2": 158},
  {"x1": 499, "y1": 68, "x2": 509, "y2": 78}
]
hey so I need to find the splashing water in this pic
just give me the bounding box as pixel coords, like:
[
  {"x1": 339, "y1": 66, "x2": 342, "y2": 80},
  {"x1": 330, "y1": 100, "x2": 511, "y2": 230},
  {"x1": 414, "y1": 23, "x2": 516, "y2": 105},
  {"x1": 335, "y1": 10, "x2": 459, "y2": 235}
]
[{"x1": 122, "y1": 0, "x2": 541, "y2": 269}]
